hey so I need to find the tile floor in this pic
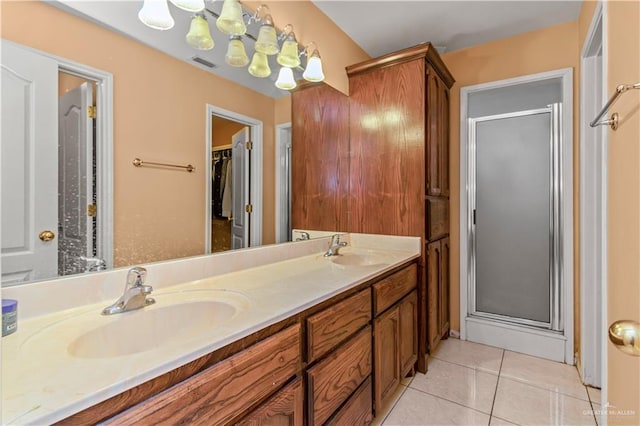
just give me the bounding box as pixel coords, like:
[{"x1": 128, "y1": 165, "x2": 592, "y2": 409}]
[{"x1": 374, "y1": 339, "x2": 601, "y2": 426}]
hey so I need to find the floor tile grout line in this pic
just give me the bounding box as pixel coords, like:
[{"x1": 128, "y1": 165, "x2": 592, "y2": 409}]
[
  {"x1": 430, "y1": 355, "x2": 501, "y2": 376},
  {"x1": 586, "y1": 385, "x2": 599, "y2": 426},
  {"x1": 403, "y1": 385, "x2": 494, "y2": 417},
  {"x1": 489, "y1": 349, "x2": 505, "y2": 422},
  {"x1": 497, "y1": 375, "x2": 592, "y2": 403},
  {"x1": 379, "y1": 382, "x2": 409, "y2": 425}
]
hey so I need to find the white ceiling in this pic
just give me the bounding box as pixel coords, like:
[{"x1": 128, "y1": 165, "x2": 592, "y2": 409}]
[
  {"x1": 49, "y1": 1, "x2": 582, "y2": 99},
  {"x1": 312, "y1": 1, "x2": 582, "y2": 57}
]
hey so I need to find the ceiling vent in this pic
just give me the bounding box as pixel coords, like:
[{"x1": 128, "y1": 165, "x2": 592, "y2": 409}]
[{"x1": 191, "y1": 56, "x2": 217, "y2": 68}]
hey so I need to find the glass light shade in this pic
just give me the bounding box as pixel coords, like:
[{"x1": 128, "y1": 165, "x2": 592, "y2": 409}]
[
  {"x1": 138, "y1": 0, "x2": 175, "y2": 30},
  {"x1": 255, "y1": 23, "x2": 279, "y2": 55},
  {"x1": 275, "y1": 67, "x2": 296, "y2": 90},
  {"x1": 277, "y1": 38, "x2": 301, "y2": 68},
  {"x1": 216, "y1": 0, "x2": 247, "y2": 35},
  {"x1": 248, "y1": 52, "x2": 271, "y2": 78},
  {"x1": 303, "y1": 52, "x2": 325, "y2": 82},
  {"x1": 186, "y1": 15, "x2": 214, "y2": 50},
  {"x1": 225, "y1": 36, "x2": 249, "y2": 67},
  {"x1": 169, "y1": 0, "x2": 204, "y2": 12}
]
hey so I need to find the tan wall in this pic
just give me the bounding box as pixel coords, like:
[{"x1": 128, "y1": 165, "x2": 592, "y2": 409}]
[
  {"x1": 275, "y1": 96, "x2": 292, "y2": 125},
  {"x1": 211, "y1": 117, "x2": 246, "y2": 149},
  {"x1": 1, "y1": 1, "x2": 278, "y2": 266},
  {"x1": 605, "y1": 1, "x2": 640, "y2": 423},
  {"x1": 244, "y1": 0, "x2": 371, "y2": 95},
  {"x1": 441, "y1": 21, "x2": 581, "y2": 351}
]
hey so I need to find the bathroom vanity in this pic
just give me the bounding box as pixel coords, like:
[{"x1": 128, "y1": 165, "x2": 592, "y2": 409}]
[{"x1": 2, "y1": 233, "x2": 419, "y2": 425}]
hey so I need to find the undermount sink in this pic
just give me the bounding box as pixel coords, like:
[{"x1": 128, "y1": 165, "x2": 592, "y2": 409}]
[
  {"x1": 330, "y1": 251, "x2": 389, "y2": 268},
  {"x1": 23, "y1": 290, "x2": 252, "y2": 359}
]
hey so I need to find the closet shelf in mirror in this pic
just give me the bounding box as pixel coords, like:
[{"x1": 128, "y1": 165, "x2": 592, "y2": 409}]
[{"x1": 132, "y1": 158, "x2": 195, "y2": 173}]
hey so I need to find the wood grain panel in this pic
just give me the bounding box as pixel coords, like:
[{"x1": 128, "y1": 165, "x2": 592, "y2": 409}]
[
  {"x1": 291, "y1": 83, "x2": 349, "y2": 232},
  {"x1": 427, "y1": 64, "x2": 442, "y2": 197},
  {"x1": 440, "y1": 237, "x2": 450, "y2": 339},
  {"x1": 426, "y1": 197, "x2": 449, "y2": 241},
  {"x1": 105, "y1": 325, "x2": 301, "y2": 425},
  {"x1": 307, "y1": 288, "x2": 371, "y2": 363},
  {"x1": 307, "y1": 327, "x2": 372, "y2": 426},
  {"x1": 441, "y1": 85, "x2": 451, "y2": 197},
  {"x1": 237, "y1": 378, "x2": 304, "y2": 426},
  {"x1": 427, "y1": 240, "x2": 441, "y2": 352},
  {"x1": 373, "y1": 264, "x2": 418, "y2": 315},
  {"x1": 399, "y1": 291, "x2": 418, "y2": 376},
  {"x1": 348, "y1": 59, "x2": 425, "y2": 237},
  {"x1": 327, "y1": 377, "x2": 373, "y2": 426},
  {"x1": 374, "y1": 306, "x2": 400, "y2": 414}
]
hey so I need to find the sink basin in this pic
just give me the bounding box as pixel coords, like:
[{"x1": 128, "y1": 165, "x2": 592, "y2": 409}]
[
  {"x1": 22, "y1": 290, "x2": 251, "y2": 359},
  {"x1": 331, "y1": 252, "x2": 389, "y2": 268}
]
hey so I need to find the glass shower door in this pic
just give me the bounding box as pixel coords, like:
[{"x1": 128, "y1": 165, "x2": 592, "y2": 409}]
[{"x1": 469, "y1": 104, "x2": 563, "y2": 331}]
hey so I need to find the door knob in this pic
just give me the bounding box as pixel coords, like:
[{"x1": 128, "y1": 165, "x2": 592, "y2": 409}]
[
  {"x1": 38, "y1": 230, "x2": 56, "y2": 242},
  {"x1": 609, "y1": 320, "x2": 640, "y2": 356}
]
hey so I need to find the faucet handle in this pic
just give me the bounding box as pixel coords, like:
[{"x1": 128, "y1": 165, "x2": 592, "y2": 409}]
[{"x1": 126, "y1": 266, "x2": 148, "y2": 289}]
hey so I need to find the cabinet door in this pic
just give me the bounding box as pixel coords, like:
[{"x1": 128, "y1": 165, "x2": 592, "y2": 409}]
[
  {"x1": 374, "y1": 305, "x2": 400, "y2": 414},
  {"x1": 427, "y1": 240, "x2": 441, "y2": 352},
  {"x1": 399, "y1": 291, "x2": 418, "y2": 376},
  {"x1": 426, "y1": 64, "x2": 442, "y2": 196},
  {"x1": 238, "y1": 378, "x2": 304, "y2": 426},
  {"x1": 440, "y1": 238, "x2": 450, "y2": 339}
]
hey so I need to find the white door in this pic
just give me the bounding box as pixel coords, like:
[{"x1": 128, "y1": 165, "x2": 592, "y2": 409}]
[
  {"x1": 1, "y1": 41, "x2": 58, "y2": 285},
  {"x1": 59, "y1": 82, "x2": 95, "y2": 275},
  {"x1": 231, "y1": 127, "x2": 250, "y2": 249}
]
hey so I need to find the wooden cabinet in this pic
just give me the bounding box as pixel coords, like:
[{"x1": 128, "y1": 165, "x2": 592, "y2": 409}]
[
  {"x1": 427, "y1": 238, "x2": 450, "y2": 352},
  {"x1": 306, "y1": 289, "x2": 371, "y2": 363},
  {"x1": 237, "y1": 378, "x2": 304, "y2": 426},
  {"x1": 327, "y1": 377, "x2": 373, "y2": 426},
  {"x1": 372, "y1": 265, "x2": 418, "y2": 415},
  {"x1": 399, "y1": 291, "x2": 418, "y2": 375},
  {"x1": 426, "y1": 63, "x2": 451, "y2": 197},
  {"x1": 374, "y1": 305, "x2": 400, "y2": 413},
  {"x1": 307, "y1": 327, "x2": 372, "y2": 425},
  {"x1": 106, "y1": 325, "x2": 301, "y2": 425}
]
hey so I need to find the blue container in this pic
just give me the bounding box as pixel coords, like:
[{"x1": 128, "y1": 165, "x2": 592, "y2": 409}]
[{"x1": 2, "y1": 299, "x2": 17, "y2": 336}]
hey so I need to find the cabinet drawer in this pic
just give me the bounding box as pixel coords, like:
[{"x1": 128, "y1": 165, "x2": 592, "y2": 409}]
[
  {"x1": 307, "y1": 326, "x2": 372, "y2": 426},
  {"x1": 107, "y1": 324, "x2": 301, "y2": 425},
  {"x1": 373, "y1": 264, "x2": 417, "y2": 315},
  {"x1": 327, "y1": 377, "x2": 373, "y2": 426},
  {"x1": 426, "y1": 197, "x2": 449, "y2": 241},
  {"x1": 307, "y1": 289, "x2": 371, "y2": 362}
]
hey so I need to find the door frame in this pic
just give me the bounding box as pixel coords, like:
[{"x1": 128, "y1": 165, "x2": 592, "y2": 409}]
[
  {"x1": 2, "y1": 39, "x2": 115, "y2": 270},
  {"x1": 205, "y1": 104, "x2": 263, "y2": 252},
  {"x1": 459, "y1": 67, "x2": 574, "y2": 363},
  {"x1": 580, "y1": 0, "x2": 607, "y2": 400},
  {"x1": 275, "y1": 122, "x2": 292, "y2": 243}
]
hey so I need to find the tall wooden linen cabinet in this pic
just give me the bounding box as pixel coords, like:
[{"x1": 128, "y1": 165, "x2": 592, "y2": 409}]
[{"x1": 291, "y1": 43, "x2": 454, "y2": 371}]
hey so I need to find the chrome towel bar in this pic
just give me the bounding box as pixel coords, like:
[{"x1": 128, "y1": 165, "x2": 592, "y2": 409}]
[
  {"x1": 590, "y1": 82, "x2": 640, "y2": 130},
  {"x1": 132, "y1": 158, "x2": 195, "y2": 173}
]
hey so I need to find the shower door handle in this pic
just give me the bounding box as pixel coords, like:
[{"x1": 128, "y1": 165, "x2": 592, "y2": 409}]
[{"x1": 609, "y1": 320, "x2": 640, "y2": 356}]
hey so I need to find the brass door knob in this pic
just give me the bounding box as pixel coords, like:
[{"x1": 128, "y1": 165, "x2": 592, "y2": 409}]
[
  {"x1": 38, "y1": 230, "x2": 56, "y2": 242},
  {"x1": 609, "y1": 320, "x2": 640, "y2": 356}
]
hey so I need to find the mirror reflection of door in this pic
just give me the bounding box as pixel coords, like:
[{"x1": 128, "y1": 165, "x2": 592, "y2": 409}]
[
  {"x1": 210, "y1": 116, "x2": 250, "y2": 253},
  {"x1": 1, "y1": 41, "x2": 105, "y2": 286},
  {"x1": 1, "y1": 42, "x2": 59, "y2": 284}
]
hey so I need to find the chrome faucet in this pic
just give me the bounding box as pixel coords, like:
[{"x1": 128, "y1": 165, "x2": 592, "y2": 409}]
[
  {"x1": 324, "y1": 234, "x2": 348, "y2": 257},
  {"x1": 296, "y1": 231, "x2": 311, "y2": 241},
  {"x1": 81, "y1": 256, "x2": 107, "y2": 272},
  {"x1": 102, "y1": 267, "x2": 155, "y2": 315}
]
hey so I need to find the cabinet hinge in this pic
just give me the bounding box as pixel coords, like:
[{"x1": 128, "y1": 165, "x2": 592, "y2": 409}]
[
  {"x1": 246, "y1": 141, "x2": 253, "y2": 150},
  {"x1": 245, "y1": 204, "x2": 253, "y2": 213},
  {"x1": 87, "y1": 203, "x2": 97, "y2": 217},
  {"x1": 88, "y1": 105, "x2": 97, "y2": 119}
]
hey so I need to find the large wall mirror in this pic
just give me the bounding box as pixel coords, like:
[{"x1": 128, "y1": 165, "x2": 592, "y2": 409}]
[{"x1": 1, "y1": 0, "x2": 294, "y2": 287}]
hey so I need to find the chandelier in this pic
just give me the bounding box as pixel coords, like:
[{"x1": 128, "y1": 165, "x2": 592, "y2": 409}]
[{"x1": 137, "y1": 0, "x2": 325, "y2": 90}]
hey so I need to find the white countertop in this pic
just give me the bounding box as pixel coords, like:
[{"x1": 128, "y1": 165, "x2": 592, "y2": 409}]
[{"x1": 2, "y1": 233, "x2": 420, "y2": 425}]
